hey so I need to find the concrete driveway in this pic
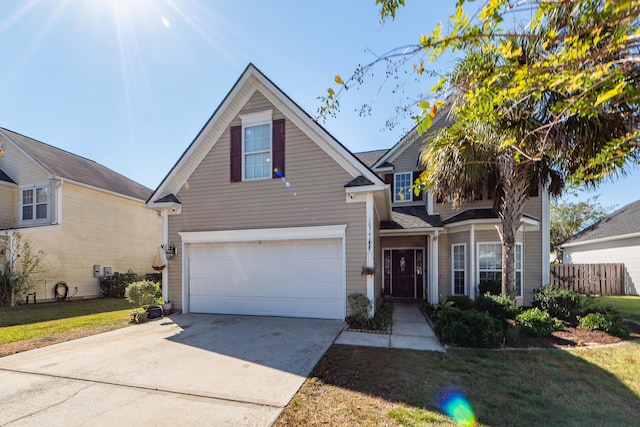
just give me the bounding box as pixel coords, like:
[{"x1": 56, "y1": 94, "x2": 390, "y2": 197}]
[{"x1": 0, "y1": 313, "x2": 344, "y2": 426}]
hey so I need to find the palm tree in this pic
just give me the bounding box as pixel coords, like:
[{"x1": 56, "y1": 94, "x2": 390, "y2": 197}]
[{"x1": 420, "y1": 34, "x2": 637, "y2": 298}]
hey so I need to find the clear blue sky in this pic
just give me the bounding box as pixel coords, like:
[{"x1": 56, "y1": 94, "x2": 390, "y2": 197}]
[{"x1": 1, "y1": 0, "x2": 637, "y2": 211}]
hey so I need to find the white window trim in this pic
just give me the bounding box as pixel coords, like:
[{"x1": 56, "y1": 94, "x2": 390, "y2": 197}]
[
  {"x1": 393, "y1": 172, "x2": 413, "y2": 202},
  {"x1": 451, "y1": 243, "x2": 467, "y2": 295},
  {"x1": 240, "y1": 110, "x2": 273, "y2": 181},
  {"x1": 19, "y1": 182, "x2": 50, "y2": 225},
  {"x1": 476, "y1": 242, "x2": 524, "y2": 298}
]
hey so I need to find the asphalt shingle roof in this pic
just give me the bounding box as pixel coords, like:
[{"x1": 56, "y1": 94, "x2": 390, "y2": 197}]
[
  {"x1": 2, "y1": 128, "x2": 152, "y2": 201},
  {"x1": 442, "y1": 208, "x2": 538, "y2": 225},
  {"x1": 344, "y1": 176, "x2": 375, "y2": 187},
  {"x1": 353, "y1": 149, "x2": 388, "y2": 168},
  {"x1": 381, "y1": 206, "x2": 443, "y2": 230},
  {"x1": 563, "y1": 199, "x2": 640, "y2": 244}
]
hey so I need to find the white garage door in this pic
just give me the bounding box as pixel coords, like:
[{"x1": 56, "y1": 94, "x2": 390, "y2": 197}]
[{"x1": 187, "y1": 238, "x2": 344, "y2": 319}]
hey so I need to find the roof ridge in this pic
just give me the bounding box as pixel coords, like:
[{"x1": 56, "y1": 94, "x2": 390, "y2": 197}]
[{"x1": 1, "y1": 127, "x2": 98, "y2": 164}]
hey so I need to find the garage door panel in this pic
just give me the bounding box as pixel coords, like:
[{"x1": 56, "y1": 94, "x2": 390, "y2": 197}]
[{"x1": 187, "y1": 237, "x2": 344, "y2": 319}]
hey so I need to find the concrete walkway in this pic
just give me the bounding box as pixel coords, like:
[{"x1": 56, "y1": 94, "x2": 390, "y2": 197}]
[{"x1": 335, "y1": 301, "x2": 445, "y2": 352}]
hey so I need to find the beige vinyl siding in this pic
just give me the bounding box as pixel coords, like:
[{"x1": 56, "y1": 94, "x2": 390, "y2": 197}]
[
  {"x1": 22, "y1": 182, "x2": 162, "y2": 300},
  {"x1": 0, "y1": 135, "x2": 49, "y2": 185},
  {"x1": 167, "y1": 92, "x2": 368, "y2": 314},
  {"x1": 388, "y1": 138, "x2": 425, "y2": 207},
  {"x1": 0, "y1": 184, "x2": 15, "y2": 227},
  {"x1": 434, "y1": 193, "x2": 542, "y2": 221},
  {"x1": 381, "y1": 235, "x2": 427, "y2": 249}
]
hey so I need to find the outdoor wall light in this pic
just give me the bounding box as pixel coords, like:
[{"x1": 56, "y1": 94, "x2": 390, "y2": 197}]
[{"x1": 163, "y1": 244, "x2": 177, "y2": 260}]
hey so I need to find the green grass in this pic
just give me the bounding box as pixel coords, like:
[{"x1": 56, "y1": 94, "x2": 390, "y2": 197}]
[
  {"x1": 277, "y1": 343, "x2": 640, "y2": 426},
  {"x1": 0, "y1": 298, "x2": 137, "y2": 344},
  {"x1": 595, "y1": 296, "x2": 640, "y2": 322}
]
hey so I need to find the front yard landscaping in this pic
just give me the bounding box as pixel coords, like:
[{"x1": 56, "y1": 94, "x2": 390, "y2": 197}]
[
  {"x1": 0, "y1": 298, "x2": 136, "y2": 357},
  {"x1": 276, "y1": 342, "x2": 640, "y2": 426}
]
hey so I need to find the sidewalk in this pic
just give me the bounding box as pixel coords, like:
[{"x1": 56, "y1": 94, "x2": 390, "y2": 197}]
[{"x1": 335, "y1": 301, "x2": 445, "y2": 352}]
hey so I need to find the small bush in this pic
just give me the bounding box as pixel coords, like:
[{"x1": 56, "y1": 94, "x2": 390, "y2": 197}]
[
  {"x1": 444, "y1": 295, "x2": 475, "y2": 311},
  {"x1": 347, "y1": 293, "x2": 372, "y2": 322},
  {"x1": 533, "y1": 285, "x2": 584, "y2": 320},
  {"x1": 100, "y1": 270, "x2": 140, "y2": 298},
  {"x1": 579, "y1": 313, "x2": 611, "y2": 331},
  {"x1": 475, "y1": 293, "x2": 520, "y2": 320},
  {"x1": 516, "y1": 308, "x2": 563, "y2": 337},
  {"x1": 579, "y1": 312, "x2": 630, "y2": 338},
  {"x1": 125, "y1": 280, "x2": 161, "y2": 308},
  {"x1": 478, "y1": 279, "x2": 501, "y2": 296},
  {"x1": 434, "y1": 306, "x2": 504, "y2": 347}
]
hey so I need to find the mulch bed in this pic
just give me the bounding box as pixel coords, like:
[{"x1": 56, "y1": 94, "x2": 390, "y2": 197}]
[{"x1": 506, "y1": 319, "x2": 640, "y2": 349}]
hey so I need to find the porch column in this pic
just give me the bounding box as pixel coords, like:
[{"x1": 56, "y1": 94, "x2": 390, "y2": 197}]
[
  {"x1": 430, "y1": 231, "x2": 439, "y2": 303},
  {"x1": 161, "y1": 210, "x2": 169, "y2": 303},
  {"x1": 365, "y1": 193, "x2": 375, "y2": 316},
  {"x1": 470, "y1": 224, "x2": 475, "y2": 299}
]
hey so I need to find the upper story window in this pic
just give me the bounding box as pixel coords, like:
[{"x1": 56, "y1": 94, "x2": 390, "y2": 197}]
[
  {"x1": 21, "y1": 184, "x2": 49, "y2": 224},
  {"x1": 241, "y1": 110, "x2": 272, "y2": 181},
  {"x1": 394, "y1": 172, "x2": 412, "y2": 202}
]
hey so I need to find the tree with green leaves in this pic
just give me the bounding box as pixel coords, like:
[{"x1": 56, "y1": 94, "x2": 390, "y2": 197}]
[
  {"x1": 322, "y1": 0, "x2": 639, "y2": 298},
  {"x1": 0, "y1": 232, "x2": 46, "y2": 307},
  {"x1": 550, "y1": 197, "x2": 612, "y2": 250}
]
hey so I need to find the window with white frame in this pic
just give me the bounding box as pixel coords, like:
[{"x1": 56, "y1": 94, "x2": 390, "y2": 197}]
[
  {"x1": 241, "y1": 110, "x2": 272, "y2": 181},
  {"x1": 477, "y1": 242, "x2": 523, "y2": 297},
  {"x1": 394, "y1": 172, "x2": 412, "y2": 202},
  {"x1": 21, "y1": 185, "x2": 49, "y2": 223},
  {"x1": 452, "y1": 244, "x2": 466, "y2": 295}
]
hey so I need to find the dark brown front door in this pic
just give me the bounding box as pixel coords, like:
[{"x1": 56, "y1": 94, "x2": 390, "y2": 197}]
[{"x1": 392, "y1": 250, "x2": 415, "y2": 298}]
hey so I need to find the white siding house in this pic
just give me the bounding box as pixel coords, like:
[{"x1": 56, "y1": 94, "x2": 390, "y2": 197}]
[{"x1": 559, "y1": 200, "x2": 640, "y2": 296}]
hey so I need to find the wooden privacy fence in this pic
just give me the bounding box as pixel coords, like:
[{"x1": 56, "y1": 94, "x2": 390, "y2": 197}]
[{"x1": 550, "y1": 263, "x2": 625, "y2": 295}]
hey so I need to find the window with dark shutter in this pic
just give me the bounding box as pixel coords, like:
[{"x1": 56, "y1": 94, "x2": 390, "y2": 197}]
[
  {"x1": 384, "y1": 173, "x2": 394, "y2": 200},
  {"x1": 230, "y1": 125, "x2": 242, "y2": 183},
  {"x1": 272, "y1": 119, "x2": 285, "y2": 179},
  {"x1": 413, "y1": 171, "x2": 422, "y2": 202}
]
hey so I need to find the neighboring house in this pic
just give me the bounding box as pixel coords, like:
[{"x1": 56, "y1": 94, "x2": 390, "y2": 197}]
[
  {"x1": 146, "y1": 64, "x2": 550, "y2": 320},
  {"x1": 558, "y1": 200, "x2": 640, "y2": 296},
  {"x1": 0, "y1": 129, "x2": 162, "y2": 301}
]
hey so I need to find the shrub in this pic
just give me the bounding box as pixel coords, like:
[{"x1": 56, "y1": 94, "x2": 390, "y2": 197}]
[
  {"x1": 532, "y1": 285, "x2": 584, "y2": 320},
  {"x1": 579, "y1": 312, "x2": 611, "y2": 331},
  {"x1": 347, "y1": 293, "x2": 371, "y2": 322},
  {"x1": 475, "y1": 293, "x2": 520, "y2": 320},
  {"x1": 434, "y1": 306, "x2": 504, "y2": 347},
  {"x1": 579, "y1": 312, "x2": 630, "y2": 338},
  {"x1": 478, "y1": 279, "x2": 501, "y2": 296},
  {"x1": 100, "y1": 270, "x2": 140, "y2": 298},
  {"x1": 516, "y1": 308, "x2": 563, "y2": 337},
  {"x1": 125, "y1": 280, "x2": 161, "y2": 308},
  {"x1": 444, "y1": 295, "x2": 475, "y2": 311}
]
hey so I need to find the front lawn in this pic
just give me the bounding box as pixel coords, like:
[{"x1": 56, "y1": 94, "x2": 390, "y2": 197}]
[
  {"x1": 0, "y1": 298, "x2": 136, "y2": 357},
  {"x1": 595, "y1": 296, "x2": 640, "y2": 322},
  {"x1": 276, "y1": 342, "x2": 640, "y2": 426}
]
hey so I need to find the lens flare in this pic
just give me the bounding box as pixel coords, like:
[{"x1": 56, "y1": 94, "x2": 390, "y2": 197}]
[{"x1": 438, "y1": 389, "x2": 475, "y2": 427}]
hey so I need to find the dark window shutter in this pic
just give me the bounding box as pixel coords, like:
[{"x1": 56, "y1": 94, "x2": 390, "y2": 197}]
[
  {"x1": 384, "y1": 173, "x2": 394, "y2": 200},
  {"x1": 272, "y1": 119, "x2": 285, "y2": 179},
  {"x1": 528, "y1": 184, "x2": 539, "y2": 197},
  {"x1": 413, "y1": 171, "x2": 422, "y2": 202},
  {"x1": 230, "y1": 125, "x2": 242, "y2": 183}
]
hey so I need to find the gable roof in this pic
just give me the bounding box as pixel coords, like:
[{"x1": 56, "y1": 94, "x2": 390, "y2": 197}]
[
  {"x1": 354, "y1": 149, "x2": 388, "y2": 168},
  {"x1": 562, "y1": 199, "x2": 640, "y2": 246},
  {"x1": 372, "y1": 105, "x2": 453, "y2": 170},
  {"x1": 148, "y1": 64, "x2": 386, "y2": 206},
  {"x1": 0, "y1": 128, "x2": 152, "y2": 201}
]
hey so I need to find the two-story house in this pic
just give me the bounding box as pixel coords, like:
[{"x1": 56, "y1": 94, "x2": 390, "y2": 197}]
[
  {"x1": 146, "y1": 64, "x2": 550, "y2": 319},
  {"x1": 0, "y1": 129, "x2": 162, "y2": 302}
]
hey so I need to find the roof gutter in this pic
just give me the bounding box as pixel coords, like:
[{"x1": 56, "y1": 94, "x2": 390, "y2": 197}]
[{"x1": 559, "y1": 231, "x2": 640, "y2": 249}]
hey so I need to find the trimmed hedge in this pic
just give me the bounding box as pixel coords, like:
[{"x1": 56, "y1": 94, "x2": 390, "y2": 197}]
[{"x1": 434, "y1": 306, "x2": 504, "y2": 348}]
